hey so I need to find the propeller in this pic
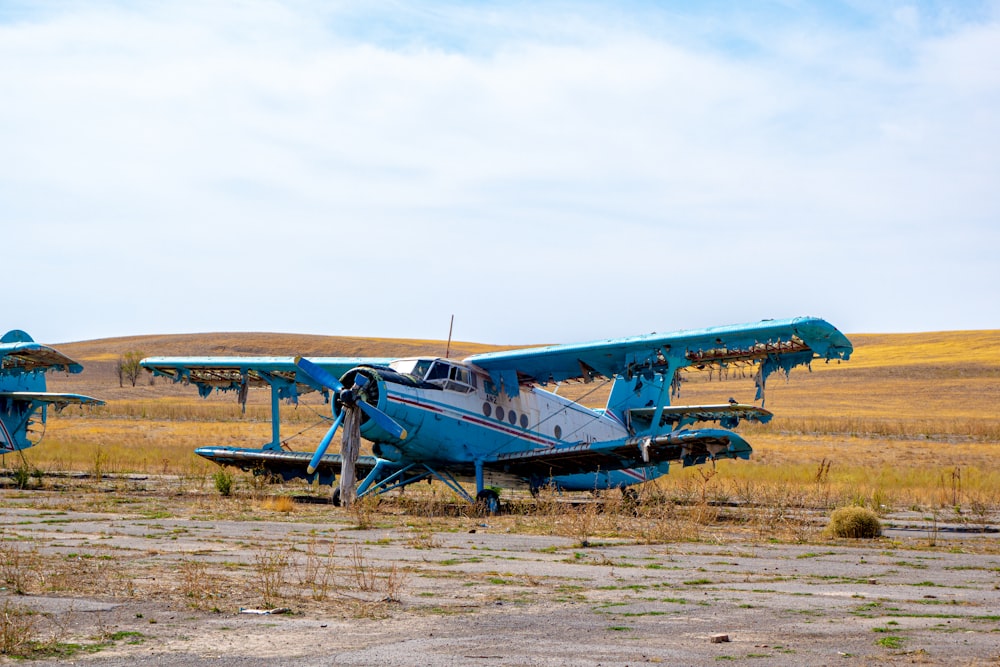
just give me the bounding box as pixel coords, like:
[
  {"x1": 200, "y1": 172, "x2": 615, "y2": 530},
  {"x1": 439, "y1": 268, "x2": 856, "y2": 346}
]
[{"x1": 295, "y1": 357, "x2": 406, "y2": 476}]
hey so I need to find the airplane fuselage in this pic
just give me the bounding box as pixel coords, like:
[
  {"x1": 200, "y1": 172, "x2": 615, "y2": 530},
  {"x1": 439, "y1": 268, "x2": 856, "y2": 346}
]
[
  {"x1": 151, "y1": 316, "x2": 854, "y2": 505},
  {"x1": 348, "y1": 358, "x2": 658, "y2": 491}
]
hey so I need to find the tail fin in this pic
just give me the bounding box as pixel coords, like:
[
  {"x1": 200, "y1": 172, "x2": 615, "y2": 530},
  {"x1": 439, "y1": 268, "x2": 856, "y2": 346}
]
[
  {"x1": 0, "y1": 330, "x2": 103, "y2": 452},
  {"x1": 605, "y1": 374, "x2": 670, "y2": 427}
]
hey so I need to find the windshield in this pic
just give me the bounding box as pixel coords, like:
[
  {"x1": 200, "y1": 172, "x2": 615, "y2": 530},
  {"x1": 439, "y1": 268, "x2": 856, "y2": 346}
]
[{"x1": 389, "y1": 358, "x2": 434, "y2": 381}]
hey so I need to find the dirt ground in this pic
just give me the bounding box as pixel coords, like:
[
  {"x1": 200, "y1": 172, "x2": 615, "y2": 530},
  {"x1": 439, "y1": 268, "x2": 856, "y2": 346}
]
[{"x1": 0, "y1": 476, "x2": 998, "y2": 666}]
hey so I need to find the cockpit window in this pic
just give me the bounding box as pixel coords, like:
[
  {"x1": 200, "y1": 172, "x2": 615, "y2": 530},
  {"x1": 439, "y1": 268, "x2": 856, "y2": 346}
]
[
  {"x1": 425, "y1": 362, "x2": 449, "y2": 382},
  {"x1": 389, "y1": 358, "x2": 478, "y2": 393},
  {"x1": 390, "y1": 359, "x2": 434, "y2": 381}
]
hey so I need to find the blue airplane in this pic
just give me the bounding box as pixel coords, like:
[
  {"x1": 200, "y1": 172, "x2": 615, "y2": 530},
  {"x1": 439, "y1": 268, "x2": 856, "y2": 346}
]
[
  {"x1": 0, "y1": 330, "x2": 104, "y2": 455},
  {"x1": 141, "y1": 316, "x2": 852, "y2": 512}
]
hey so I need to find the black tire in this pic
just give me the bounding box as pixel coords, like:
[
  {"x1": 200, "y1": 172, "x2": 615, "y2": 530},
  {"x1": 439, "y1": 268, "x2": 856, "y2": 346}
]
[
  {"x1": 621, "y1": 487, "x2": 639, "y2": 503},
  {"x1": 331, "y1": 486, "x2": 342, "y2": 507}
]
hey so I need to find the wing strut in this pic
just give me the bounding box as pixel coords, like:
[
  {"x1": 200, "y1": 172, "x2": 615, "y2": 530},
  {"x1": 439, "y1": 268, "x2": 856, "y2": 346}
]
[
  {"x1": 268, "y1": 381, "x2": 281, "y2": 451},
  {"x1": 646, "y1": 361, "x2": 680, "y2": 437}
]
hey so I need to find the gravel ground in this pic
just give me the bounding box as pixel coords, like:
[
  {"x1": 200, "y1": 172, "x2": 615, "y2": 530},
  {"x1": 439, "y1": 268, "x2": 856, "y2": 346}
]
[{"x1": 0, "y1": 479, "x2": 997, "y2": 666}]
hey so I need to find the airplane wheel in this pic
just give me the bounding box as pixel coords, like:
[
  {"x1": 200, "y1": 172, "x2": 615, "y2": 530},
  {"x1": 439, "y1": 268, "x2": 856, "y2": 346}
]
[
  {"x1": 620, "y1": 487, "x2": 640, "y2": 515},
  {"x1": 331, "y1": 486, "x2": 342, "y2": 507},
  {"x1": 476, "y1": 489, "x2": 501, "y2": 515}
]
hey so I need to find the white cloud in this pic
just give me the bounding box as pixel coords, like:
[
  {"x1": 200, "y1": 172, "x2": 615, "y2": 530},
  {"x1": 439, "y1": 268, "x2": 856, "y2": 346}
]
[{"x1": 1, "y1": 1, "x2": 998, "y2": 344}]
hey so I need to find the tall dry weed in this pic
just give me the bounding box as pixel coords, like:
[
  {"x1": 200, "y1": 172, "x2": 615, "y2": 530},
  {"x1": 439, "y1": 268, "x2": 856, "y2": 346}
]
[
  {"x1": 252, "y1": 550, "x2": 289, "y2": 608},
  {"x1": 177, "y1": 559, "x2": 227, "y2": 610},
  {"x1": 566, "y1": 500, "x2": 601, "y2": 548},
  {"x1": 348, "y1": 545, "x2": 378, "y2": 592},
  {"x1": 0, "y1": 541, "x2": 38, "y2": 595},
  {"x1": 297, "y1": 537, "x2": 337, "y2": 601},
  {"x1": 0, "y1": 601, "x2": 39, "y2": 656},
  {"x1": 636, "y1": 501, "x2": 702, "y2": 543},
  {"x1": 382, "y1": 562, "x2": 408, "y2": 602},
  {"x1": 349, "y1": 495, "x2": 380, "y2": 530}
]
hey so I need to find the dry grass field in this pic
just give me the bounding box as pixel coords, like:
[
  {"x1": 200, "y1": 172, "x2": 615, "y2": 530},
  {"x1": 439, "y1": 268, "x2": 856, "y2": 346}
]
[{"x1": 26, "y1": 328, "x2": 1000, "y2": 512}]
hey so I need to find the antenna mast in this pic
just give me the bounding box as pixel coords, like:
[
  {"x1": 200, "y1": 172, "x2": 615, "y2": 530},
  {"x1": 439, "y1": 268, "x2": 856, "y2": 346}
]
[{"x1": 445, "y1": 314, "x2": 454, "y2": 358}]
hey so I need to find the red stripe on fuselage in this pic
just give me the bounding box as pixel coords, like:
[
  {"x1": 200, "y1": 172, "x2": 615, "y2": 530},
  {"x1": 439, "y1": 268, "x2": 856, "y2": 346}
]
[
  {"x1": 391, "y1": 395, "x2": 444, "y2": 414},
  {"x1": 620, "y1": 468, "x2": 647, "y2": 482},
  {"x1": 388, "y1": 393, "x2": 557, "y2": 447}
]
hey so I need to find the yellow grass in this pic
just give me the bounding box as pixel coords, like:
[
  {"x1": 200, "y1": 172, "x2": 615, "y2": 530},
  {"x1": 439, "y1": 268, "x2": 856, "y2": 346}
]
[
  {"x1": 260, "y1": 495, "x2": 296, "y2": 513},
  {"x1": 19, "y1": 328, "x2": 1000, "y2": 512}
]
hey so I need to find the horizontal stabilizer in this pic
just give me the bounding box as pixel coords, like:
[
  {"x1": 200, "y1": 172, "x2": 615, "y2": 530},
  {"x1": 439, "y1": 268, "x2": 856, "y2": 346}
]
[
  {"x1": 629, "y1": 403, "x2": 772, "y2": 430},
  {"x1": 632, "y1": 428, "x2": 753, "y2": 467}
]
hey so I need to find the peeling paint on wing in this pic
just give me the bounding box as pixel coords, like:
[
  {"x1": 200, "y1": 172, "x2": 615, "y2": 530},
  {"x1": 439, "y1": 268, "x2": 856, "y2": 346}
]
[{"x1": 754, "y1": 350, "x2": 814, "y2": 405}]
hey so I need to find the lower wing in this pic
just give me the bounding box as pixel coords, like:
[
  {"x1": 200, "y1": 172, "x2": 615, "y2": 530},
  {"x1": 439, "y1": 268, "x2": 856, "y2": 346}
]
[
  {"x1": 485, "y1": 428, "x2": 751, "y2": 479},
  {"x1": 194, "y1": 446, "x2": 378, "y2": 483}
]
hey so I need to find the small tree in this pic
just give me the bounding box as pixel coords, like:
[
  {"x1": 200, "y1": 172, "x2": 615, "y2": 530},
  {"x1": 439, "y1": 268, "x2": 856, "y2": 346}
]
[
  {"x1": 120, "y1": 350, "x2": 145, "y2": 387},
  {"x1": 115, "y1": 357, "x2": 125, "y2": 387}
]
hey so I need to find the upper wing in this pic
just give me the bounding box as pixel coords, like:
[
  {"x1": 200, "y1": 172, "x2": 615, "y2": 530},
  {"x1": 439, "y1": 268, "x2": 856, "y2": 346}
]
[
  {"x1": 0, "y1": 342, "x2": 84, "y2": 374},
  {"x1": 485, "y1": 428, "x2": 752, "y2": 478},
  {"x1": 465, "y1": 316, "x2": 852, "y2": 394},
  {"x1": 0, "y1": 392, "x2": 104, "y2": 410},
  {"x1": 140, "y1": 356, "x2": 394, "y2": 399}
]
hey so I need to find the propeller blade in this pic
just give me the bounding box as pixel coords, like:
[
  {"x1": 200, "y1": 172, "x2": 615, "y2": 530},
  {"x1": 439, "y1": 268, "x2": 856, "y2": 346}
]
[
  {"x1": 307, "y1": 411, "x2": 345, "y2": 474},
  {"x1": 357, "y1": 400, "x2": 407, "y2": 440},
  {"x1": 295, "y1": 357, "x2": 344, "y2": 393},
  {"x1": 297, "y1": 358, "x2": 405, "y2": 440}
]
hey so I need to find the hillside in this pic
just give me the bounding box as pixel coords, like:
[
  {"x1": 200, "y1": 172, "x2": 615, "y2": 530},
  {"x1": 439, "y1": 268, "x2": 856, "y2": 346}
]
[
  {"x1": 43, "y1": 329, "x2": 1000, "y2": 435},
  {"x1": 49, "y1": 333, "x2": 511, "y2": 401}
]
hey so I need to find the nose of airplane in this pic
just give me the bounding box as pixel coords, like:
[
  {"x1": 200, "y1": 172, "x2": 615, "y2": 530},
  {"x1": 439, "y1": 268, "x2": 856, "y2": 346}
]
[{"x1": 337, "y1": 368, "x2": 380, "y2": 415}]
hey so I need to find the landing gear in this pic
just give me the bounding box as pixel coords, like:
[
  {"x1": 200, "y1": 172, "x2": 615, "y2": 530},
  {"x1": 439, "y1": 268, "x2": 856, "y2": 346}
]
[
  {"x1": 476, "y1": 489, "x2": 501, "y2": 515},
  {"x1": 331, "y1": 486, "x2": 342, "y2": 507},
  {"x1": 620, "y1": 486, "x2": 640, "y2": 515},
  {"x1": 621, "y1": 487, "x2": 639, "y2": 503}
]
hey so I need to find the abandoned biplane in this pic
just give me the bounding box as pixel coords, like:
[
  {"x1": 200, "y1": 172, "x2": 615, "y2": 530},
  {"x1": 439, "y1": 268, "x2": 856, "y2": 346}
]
[
  {"x1": 0, "y1": 330, "x2": 104, "y2": 455},
  {"x1": 141, "y1": 316, "x2": 851, "y2": 511}
]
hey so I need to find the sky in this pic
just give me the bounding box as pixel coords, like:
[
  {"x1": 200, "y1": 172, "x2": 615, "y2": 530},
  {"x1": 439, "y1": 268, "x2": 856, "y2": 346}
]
[{"x1": 2, "y1": 1, "x2": 999, "y2": 346}]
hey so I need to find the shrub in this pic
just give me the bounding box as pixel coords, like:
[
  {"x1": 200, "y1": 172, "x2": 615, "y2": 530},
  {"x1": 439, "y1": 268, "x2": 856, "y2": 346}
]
[
  {"x1": 213, "y1": 468, "x2": 234, "y2": 497},
  {"x1": 827, "y1": 506, "x2": 882, "y2": 539},
  {"x1": 11, "y1": 466, "x2": 31, "y2": 490}
]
